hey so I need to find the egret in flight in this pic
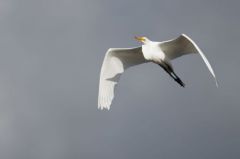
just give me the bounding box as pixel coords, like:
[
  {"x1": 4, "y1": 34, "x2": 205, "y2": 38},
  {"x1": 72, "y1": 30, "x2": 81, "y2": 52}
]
[{"x1": 98, "y1": 34, "x2": 218, "y2": 110}]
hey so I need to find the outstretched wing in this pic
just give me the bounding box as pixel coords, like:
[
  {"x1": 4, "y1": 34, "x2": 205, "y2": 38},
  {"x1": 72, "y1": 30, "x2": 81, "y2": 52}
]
[
  {"x1": 160, "y1": 34, "x2": 218, "y2": 87},
  {"x1": 98, "y1": 47, "x2": 147, "y2": 110}
]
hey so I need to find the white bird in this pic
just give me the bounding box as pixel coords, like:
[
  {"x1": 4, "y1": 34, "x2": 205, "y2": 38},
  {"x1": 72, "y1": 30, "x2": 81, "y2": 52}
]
[{"x1": 98, "y1": 34, "x2": 218, "y2": 110}]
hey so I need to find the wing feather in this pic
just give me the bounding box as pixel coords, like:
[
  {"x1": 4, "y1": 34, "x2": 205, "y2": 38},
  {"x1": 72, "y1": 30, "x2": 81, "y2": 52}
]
[
  {"x1": 98, "y1": 47, "x2": 147, "y2": 110},
  {"x1": 160, "y1": 34, "x2": 218, "y2": 86}
]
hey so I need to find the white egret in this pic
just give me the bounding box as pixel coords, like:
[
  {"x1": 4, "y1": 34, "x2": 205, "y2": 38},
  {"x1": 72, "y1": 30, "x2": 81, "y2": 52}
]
[{"x1": 98, "y1": 34, "x2": 218, "y2": 110}]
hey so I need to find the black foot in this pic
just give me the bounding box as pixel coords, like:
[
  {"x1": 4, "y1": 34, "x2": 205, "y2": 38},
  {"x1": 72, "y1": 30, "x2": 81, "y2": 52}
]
[{"x1": 174, "y1": 77, "x2": 185, "y2": 87}]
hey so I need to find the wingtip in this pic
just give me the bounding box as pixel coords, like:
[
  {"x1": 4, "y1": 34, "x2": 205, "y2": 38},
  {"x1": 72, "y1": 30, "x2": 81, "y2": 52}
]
[
  {"x1": 215, "y1": 79, "x2": 219, "y2": 88},
  {"x1": 98, "y1": 96, "x2": 112, "y2": 110},
  {"x1": 98, "y1": 105, "x2": 111, "y2": 110}
]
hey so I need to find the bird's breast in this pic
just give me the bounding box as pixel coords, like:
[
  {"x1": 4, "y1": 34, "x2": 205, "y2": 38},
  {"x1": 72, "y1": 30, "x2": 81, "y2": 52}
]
[{"x1": 142, "y1": 44, "x2": 166, "y2": 62}]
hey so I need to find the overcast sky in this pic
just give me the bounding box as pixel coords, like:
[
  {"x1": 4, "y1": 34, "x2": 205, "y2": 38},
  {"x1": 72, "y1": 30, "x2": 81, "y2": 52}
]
[{"x1": 0, "y1": 0, "x2": 239, "y2": 159}]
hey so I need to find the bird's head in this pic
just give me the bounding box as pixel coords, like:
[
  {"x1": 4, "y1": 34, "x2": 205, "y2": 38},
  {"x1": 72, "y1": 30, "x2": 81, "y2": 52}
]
[{"x1": 134, "y1": 36, "x2": 150, "y2": 44}]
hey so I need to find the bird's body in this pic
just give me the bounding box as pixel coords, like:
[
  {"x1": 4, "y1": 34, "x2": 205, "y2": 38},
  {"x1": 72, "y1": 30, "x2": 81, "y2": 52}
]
[
  {"x1": 98, "y1": 34, "x2": 218, "y2": 110},
  {"x1": 142, "y1": 42, "x2": 166, "y2": 61}
]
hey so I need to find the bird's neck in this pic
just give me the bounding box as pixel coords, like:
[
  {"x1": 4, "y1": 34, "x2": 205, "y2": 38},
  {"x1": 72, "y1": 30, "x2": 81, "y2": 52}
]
[
  {"x1": 143, "y1": 38, "x2": 151, "y2": 44},
  {"x1": 143, "y1": 40, "x2": 153, "y2": 45}
]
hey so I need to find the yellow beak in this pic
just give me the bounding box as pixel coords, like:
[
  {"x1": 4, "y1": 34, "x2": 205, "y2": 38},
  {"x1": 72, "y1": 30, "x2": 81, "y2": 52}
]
[{"x1": 134, "y1": 36, "x2": 145, "y2": 43}]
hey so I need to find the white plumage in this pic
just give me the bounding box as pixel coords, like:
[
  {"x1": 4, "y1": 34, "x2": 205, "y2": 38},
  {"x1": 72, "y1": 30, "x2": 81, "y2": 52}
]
[{"x1": 98, "y1": 34, "x2": 218, "y2": 110}]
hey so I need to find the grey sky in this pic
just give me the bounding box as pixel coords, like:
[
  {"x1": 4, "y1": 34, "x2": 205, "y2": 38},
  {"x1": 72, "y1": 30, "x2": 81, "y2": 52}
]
[{"x1": 0, "y1": 0, "x2": 239, "y2": 159}]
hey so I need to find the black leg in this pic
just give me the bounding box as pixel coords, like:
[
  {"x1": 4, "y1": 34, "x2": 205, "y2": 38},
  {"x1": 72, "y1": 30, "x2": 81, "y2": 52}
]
[{"x1": 158, "y1": 64, "x2": 185, "y2": 87}]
